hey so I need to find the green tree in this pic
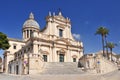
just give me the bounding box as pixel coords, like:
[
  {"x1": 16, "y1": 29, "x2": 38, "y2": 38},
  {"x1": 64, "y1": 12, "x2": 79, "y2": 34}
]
[
  {"x1": 95, "y1": 26, "x2": 109, "y2": 57},
  {"x1": 0, "y1": 32, "x2": 10, "y2": 50},
  {"x1": 106, "y1": 42, "x2": 117, "y2": 61},
  {"x1": 105, "y1": 35, "x2": 109, "y2": 59}
]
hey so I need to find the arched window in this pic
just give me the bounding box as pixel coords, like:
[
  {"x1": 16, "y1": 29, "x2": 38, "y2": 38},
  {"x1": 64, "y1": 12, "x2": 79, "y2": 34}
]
[{"x1": 30, "y1": 30, "x2": 32, "y2": 37}]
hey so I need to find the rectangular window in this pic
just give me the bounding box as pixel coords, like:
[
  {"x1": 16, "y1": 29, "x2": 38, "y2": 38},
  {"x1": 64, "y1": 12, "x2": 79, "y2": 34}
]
[
  {"x1": 59, "y1": 54, "x2": 64, "y2": 62},
  {"x1": 43, "y1": 55, "x2": 47, "y2": 62},
  {"x1": 73, "y1": 58, "x2": 76, "y2": 62},
  {"x1": 13, "y1": 45, "x2": 16, "y2": 49},
  {"x1": 59, "y1": 29, "x2": 63, "y2": 37}
]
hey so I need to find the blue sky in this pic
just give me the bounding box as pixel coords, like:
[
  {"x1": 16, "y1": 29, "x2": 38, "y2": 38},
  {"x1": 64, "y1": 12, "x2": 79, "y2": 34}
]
[{"x1": 0, "y1": 0, "x2": 120, "y2": 57}]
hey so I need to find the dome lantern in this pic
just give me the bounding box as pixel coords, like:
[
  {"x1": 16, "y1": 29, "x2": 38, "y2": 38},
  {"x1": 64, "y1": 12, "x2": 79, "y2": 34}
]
[{"x1": 29, "y1": 12, "x2": 34, "y2": 19}]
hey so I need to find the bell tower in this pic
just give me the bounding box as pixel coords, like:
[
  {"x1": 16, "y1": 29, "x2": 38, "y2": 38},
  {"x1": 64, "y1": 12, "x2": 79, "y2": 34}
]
[{"x1": 45, "y1": 11, "x2": 73, "y2": 40}]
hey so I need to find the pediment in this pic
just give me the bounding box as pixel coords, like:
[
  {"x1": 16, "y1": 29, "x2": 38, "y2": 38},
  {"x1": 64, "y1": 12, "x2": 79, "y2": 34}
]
[
  {"x1": 41, "y1": 51, "x2": 49, "y2": 54},
  {"x1": 54, "y1": 15, "x2": 66, "y2": 21},
  {"x1": 57, "y1": 48, "x2": 66, "y2": 54},
  {"x1": 72, "y1": 55, "x2": 78, "y2": 58},
  {"x1": 57, "y1": 25, "x2": 65, "y2": 29}
]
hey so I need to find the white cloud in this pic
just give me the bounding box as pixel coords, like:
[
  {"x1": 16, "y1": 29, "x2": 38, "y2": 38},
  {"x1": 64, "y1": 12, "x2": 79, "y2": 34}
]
[{"x1": 73, "y1": 33, "x2": 80, "y2": 40}]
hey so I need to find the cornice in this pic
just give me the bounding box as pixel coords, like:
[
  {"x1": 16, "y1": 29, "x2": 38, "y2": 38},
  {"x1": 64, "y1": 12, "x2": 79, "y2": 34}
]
[
  {"x1": 8, "y1": 38, "x2": 25, "y2": 43},
  {"x1": 31, "y1": 37, "x2": 83, "y2": 49}
]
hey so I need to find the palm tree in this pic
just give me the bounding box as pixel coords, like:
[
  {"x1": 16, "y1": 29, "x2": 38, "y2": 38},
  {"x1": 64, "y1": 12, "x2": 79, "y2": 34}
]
[
  {"x1": 106, "y1": 42, "x2": 117, "y2": 61},
  {"x1": 105, "y1": 35, "x2": 109, "y2": 59},
  {"x1": 95, "y1": 26, "x2": 109, "y2": 57}
]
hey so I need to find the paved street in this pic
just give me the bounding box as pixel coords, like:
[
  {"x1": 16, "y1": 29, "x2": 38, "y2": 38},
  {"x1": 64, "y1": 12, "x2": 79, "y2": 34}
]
[
  {"x1": 0, "y1": 70, "x2": 120, "y2": 80},
  {"x1": 100, "y1": 70, "x2": 120, "y2": 80}
]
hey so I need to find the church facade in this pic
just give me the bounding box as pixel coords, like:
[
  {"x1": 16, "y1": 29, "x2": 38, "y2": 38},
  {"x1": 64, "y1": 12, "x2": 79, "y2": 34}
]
[{"x1": 3, "y1": 11, "x2": 83, "y2": 74}]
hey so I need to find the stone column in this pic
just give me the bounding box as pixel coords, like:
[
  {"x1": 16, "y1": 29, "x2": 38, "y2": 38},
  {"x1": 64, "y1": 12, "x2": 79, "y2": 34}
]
[
  {"x1": 69, "y1": 50, "x2": 71, "y2": 62},
  {"x1": 26, "y1": 30, "x2": 27, "y2": 39},
  {"x1": 23, "y1": 31, "x2": 24, "y2": 39},
  {"x1": 52, "y1": 45, "x2": 56, "y2": 62},
  {"x1": 64, "y1": 53, "x2": 66, "y2": 62},
  {"x1": 28, "y1": 30, "x2": 30, "y2": 38},
  {"x1": 49, "y1": 47, "x2": 52, "y2": 62},
  {"x1": 53, "y1": 48, "x2": 56, "y2": 62},
  {"x1": 57, "y1": 52, "x2": 59, "y2": 62},
  {"x1": 48, "y1": 21, "x2": 52, "y2": 36},
  {"x1": 67, "y1": 49, "x2": 70, "y2": 62}
]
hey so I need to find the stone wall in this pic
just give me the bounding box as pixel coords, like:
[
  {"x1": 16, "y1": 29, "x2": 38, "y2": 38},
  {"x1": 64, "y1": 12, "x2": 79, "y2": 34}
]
[
  {"x1": 80, "y1": 54, "x2": 118, "y2": 74},
  {"x1": 97, "y1": 56, "x2": 118, "y2": 74}
]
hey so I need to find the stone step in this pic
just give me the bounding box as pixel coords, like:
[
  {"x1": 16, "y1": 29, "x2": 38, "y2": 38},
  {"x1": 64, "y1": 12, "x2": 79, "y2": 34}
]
[{"x1": 40, "y1": 62, "x2": 85, "y2": 74}]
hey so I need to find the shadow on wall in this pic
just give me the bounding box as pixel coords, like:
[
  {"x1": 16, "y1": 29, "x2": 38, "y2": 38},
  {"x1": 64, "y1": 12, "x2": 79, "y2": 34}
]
[{"x1": 78, "y1": 60, "x2": 84, "y2": 68}]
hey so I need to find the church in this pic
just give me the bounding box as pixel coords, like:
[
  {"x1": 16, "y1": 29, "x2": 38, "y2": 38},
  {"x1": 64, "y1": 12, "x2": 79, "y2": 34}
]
[{"x1": 3, "y1": 11, "x2": 83, "y2": 74}]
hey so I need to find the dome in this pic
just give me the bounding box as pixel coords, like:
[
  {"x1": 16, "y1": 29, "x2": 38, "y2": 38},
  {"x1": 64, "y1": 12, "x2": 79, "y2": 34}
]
[
  {"x1": 23, "y1": 12, "x2": 40, "y2": 29},
  {"x1": 23, "y1": 19, "x2": 40, "y2": 29}
]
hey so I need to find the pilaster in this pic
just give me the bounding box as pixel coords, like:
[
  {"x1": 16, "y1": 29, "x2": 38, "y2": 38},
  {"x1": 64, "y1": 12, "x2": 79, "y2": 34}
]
[{"x1": 33, "y1": 41, "x2": 38, "y2": 54}]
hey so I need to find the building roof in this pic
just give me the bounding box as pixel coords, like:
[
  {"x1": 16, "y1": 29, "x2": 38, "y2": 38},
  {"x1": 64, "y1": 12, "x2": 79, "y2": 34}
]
[{"x1": 8, "y1": 38, "x2": 25, "y2": 43}]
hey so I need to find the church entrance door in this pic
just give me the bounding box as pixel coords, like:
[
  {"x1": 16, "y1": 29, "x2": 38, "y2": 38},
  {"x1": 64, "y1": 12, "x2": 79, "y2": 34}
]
[{"x1": 59, "y1": 54, "x2": 64, "y2": 62}]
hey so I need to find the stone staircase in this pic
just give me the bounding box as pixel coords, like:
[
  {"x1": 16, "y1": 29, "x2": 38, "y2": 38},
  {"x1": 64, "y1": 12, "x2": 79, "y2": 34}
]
[
  {"x1": 99, "y1": 57, "x2": 118, "y2": 74},
  {"x1": 40, "y1": 62, "x2": 85, "y2": 74}
]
